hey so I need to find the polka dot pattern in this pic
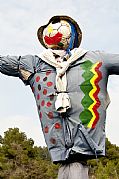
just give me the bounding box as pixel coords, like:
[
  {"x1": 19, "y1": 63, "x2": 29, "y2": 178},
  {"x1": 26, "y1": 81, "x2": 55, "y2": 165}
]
[
  {"x1": 38, "y1": 84, "x2": 41, "y2": 91},
  {"x1": 37, "y1": 94, "x2": 40, "y2": 100},
  {"x1": 43, "y1": 89, "x2": 47, "y2": 95},
  {"x1": 47, "y1": 82, "x2": 53, "y2": 87},
  {"x1": 44, "y1": 126, "x2": 49, "y2": 133},
  {"x1": 49, "y1": 95, "x2": 54, "y2": 101},
  {"x1": 46, "y1": 101, "x2": 52, "y2": 107},
  {"x1": 31, "y1": 86, "x2": 35, "y2": 93},
  {"x1": 36, "y1": 76, "x2": 40, "y2": 82},
  {"x1": 47, "y1": 112, "x2": 53, "y2": 119},
  {"x1": 46, "y1": 70, "x2": 51, "y2": 76},
  {"x1": 43, "y1": 77, "x2": 47, "y2": 81},
  {"x1": 50, "y1": 137, "x2": 56, "y2": 144},
  {"x1": 55, "y1": 123, "x2": 61, "y2": 129},
  {"x1": 41, "y1": 100, "x2": 45, "y2": 106},
  {"x1": 35, "y1": 71, "x2": 55, "y2": 127},
  {"x1": 39, "y1": 112, "x2": 42, "y2": 120}
]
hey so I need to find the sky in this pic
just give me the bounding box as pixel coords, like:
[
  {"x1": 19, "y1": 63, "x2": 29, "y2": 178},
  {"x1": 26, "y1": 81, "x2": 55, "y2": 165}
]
[{"x1": 0, "y1": 0, "x2": 119, "y2": 147}]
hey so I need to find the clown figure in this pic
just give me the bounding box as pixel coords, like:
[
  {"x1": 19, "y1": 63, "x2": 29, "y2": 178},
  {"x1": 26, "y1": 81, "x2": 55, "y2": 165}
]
[{"x1": 0, "y1": 15, "x2": 119, "y2": 179}]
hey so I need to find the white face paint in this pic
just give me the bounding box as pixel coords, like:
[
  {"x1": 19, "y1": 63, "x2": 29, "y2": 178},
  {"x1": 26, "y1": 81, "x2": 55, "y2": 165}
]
[{"x1": 43, "y1": 20, "x2": 71, "y2": 50}]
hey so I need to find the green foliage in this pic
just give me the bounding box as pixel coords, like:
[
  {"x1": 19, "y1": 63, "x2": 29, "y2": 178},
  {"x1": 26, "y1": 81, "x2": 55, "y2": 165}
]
[
  {"x1": 0, "y1": 128, "x2": 59, "y2": 179},
  {"x1": 0, "y1": 128, "x2": 119, "y2": 178},
  {"x1": 88, "y1": 139, "x2": 119, "y2": 179}
]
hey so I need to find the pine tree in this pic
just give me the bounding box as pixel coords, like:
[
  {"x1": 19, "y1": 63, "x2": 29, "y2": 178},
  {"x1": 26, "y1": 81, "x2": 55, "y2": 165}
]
[
  {"x1": 0, "y1": 128, "x2": 59, "y2": 179},
  {"x1": 0, "y1": 127, "x2": 119, "y2": 178}
]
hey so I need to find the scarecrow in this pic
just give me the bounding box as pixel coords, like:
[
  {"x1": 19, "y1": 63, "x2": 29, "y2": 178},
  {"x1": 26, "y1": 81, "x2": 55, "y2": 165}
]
[{"x1": 0, "y1": 15, "x2": 118, "y2": 179}]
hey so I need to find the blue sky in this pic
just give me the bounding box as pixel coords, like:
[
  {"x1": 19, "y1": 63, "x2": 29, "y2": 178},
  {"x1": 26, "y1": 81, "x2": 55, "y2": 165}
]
[{"x1": 0, "y1": 0, "x2": 119, "y2": 146}]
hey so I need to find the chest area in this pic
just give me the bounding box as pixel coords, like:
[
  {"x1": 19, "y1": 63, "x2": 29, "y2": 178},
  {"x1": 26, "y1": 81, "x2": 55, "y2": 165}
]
[{"x1": 30, "y1": 60, "x2": 104, "y2": 96}]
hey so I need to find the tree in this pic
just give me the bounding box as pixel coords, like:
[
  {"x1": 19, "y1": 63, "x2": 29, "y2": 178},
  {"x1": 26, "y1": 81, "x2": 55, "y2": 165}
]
[
  {"x1": 0, "y1": 128, "x2": 59, "y2": 179},
  {"x1": 88, "y1": 139, "x2": 119, "y2": 179},
  {"x1": 0, "y1": 127, "x2": 119, "y2": 178}
]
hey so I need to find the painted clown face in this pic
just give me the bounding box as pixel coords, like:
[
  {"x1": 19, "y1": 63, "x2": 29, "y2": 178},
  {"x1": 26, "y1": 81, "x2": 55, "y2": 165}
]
[{"x1": 43, "y1": 20, "x2": 72, "y2": 50}]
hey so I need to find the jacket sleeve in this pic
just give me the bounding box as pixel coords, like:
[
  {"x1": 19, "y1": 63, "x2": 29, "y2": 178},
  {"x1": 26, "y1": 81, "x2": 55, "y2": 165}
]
[
  {"x1": 99, "y1": 51, "x2": 119, "y2": 75},
  {"x1": 0, "y1": 55, "x2": 40, "y2": 85}
]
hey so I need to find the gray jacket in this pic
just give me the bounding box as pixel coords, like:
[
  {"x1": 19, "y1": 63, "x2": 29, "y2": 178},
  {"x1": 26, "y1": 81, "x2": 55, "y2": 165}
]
[{"x1": 0, "y1": 50, "x2": 118, "y2": 163}]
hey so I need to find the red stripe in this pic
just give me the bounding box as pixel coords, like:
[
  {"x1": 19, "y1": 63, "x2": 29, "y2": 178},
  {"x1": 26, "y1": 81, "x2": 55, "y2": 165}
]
[{"x1": 92, "y1": 62, "x2": 102, "y2": 128}]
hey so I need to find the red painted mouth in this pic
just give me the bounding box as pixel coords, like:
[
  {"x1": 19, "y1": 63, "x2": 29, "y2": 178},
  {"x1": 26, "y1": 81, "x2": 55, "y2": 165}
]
[{"x1": 44, "y1": 32, "x2": 63, "y2": 45}]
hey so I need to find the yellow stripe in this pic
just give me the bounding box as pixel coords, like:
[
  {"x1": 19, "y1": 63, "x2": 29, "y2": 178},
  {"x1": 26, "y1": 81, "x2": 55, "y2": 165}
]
[{"x1": 87, "y1": 62, "x2": 100, "y2": 128}]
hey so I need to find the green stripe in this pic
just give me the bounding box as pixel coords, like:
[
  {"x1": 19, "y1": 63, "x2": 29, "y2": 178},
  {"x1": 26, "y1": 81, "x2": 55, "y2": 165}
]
[{"x1": 79, "y1": 60, "x2": 94, "y2": 126}]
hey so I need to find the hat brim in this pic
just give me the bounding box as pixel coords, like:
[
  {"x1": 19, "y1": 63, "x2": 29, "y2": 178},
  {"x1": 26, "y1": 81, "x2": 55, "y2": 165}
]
[{"x1": 37, "y1": 15, "x2": 82, "y2": 49}]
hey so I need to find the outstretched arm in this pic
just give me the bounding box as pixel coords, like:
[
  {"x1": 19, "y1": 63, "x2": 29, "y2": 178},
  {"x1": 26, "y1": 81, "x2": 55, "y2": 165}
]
[
  {"x1": 0, "y1": 55, "x2": 20, "y2": 77},
  {"x1": 99, "y1": 51, "x2": 119, "y2": 75},
  {"x1": 0, "y1": 55, "x2": 40, "y2": 84}
]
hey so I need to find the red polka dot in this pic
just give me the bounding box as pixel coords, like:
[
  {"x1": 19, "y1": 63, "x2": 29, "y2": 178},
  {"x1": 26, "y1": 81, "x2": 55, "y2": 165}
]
[
  {"x1": 31, "y1": 86, "x2": 35, "y2": 93},
  {"x1": 55, "y1": 123, "x2": 61, "y2": 129},
  {"x1": 39, "y1": 112, "x2": 42, "y2": 119},
  {"x1": 44, "y1": 126, "x2": 49, "y2": 133},
  {"x1": 46, "y1": 70, "x2": 51, "y2": 76},
  {"x1": 43, "y1": 89, "x2": 47, "y2": 95},
  {"x1": 47, "y1": 82, "x2": 53, "y2": 87},
  {"x1": 41, "y1": 100, "x2": 45, "y2": 106},
  {"x1": 47, "y1": 101, "x2": 52, "y2": 107},
  {"x1": 50, "y1": 137, "x2": 56, "y2": 144},
  {"x1": 36, "y1": 76, "x2": 40, "y2": 82},
  {"x1": 48, "y1": 112, "x2": 53, "y2": 119},
  {"x1": 37, "y1": 94, "x2": 40, "y2": 100}
]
